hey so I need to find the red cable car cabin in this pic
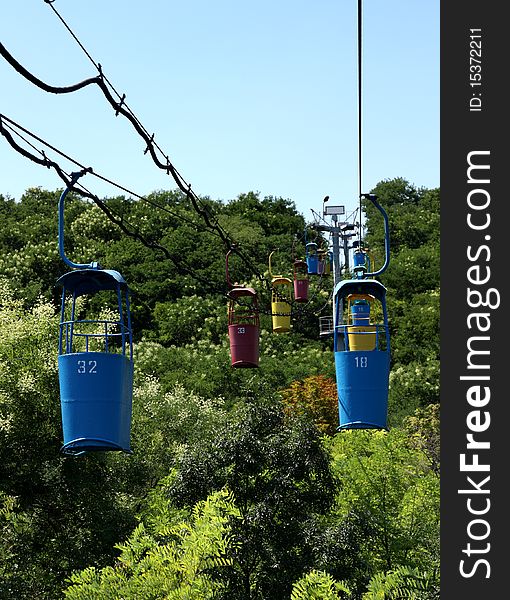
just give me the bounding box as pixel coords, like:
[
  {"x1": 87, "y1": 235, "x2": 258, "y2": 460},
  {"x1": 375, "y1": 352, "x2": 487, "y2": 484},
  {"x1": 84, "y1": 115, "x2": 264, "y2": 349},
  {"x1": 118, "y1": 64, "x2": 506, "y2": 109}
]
[
  {"x1": 227, "y1": 286, "x2": 260, "y2": 368},
  {"x1": 293, "y1": 259, "x2": 309, "y2": 302}
]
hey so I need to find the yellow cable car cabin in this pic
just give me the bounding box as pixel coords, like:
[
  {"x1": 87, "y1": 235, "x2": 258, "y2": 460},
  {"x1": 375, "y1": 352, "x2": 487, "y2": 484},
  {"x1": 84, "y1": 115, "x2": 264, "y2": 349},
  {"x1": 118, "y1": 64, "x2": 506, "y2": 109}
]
[
  {"x1": 271, "y1": 276, "x2": 292, "y2": 332},
  {"x1": 269, "y1": 249, "x2": 292, "y2": 333}
]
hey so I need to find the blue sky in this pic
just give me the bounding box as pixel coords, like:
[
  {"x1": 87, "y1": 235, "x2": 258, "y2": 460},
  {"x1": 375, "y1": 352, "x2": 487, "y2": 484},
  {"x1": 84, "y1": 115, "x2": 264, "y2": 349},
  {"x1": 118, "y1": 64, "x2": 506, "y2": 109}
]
[{"x1": 1, "y1": 0, "x2": 439, "y2": 221}]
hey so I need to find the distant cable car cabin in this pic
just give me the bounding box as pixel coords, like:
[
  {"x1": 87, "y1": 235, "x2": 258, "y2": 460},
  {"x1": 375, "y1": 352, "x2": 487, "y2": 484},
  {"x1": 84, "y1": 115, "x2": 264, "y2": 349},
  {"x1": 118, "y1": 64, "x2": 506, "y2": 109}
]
[
  {"x1": 318, "y1": 248, "x2": 333, "y2": 276},
  {"x1": 353, "y1": 249, "x2": 371, "y2": 273},
  {"x1": 293, "y1": 259, "x2": 309, "y2": 302},
  {"x1": 57, "y1": 171, "x2": 134, "y2": 456},
  {"x1": 305, "y1": 242, "x2": 319, "y2": 275},
  {"x1": 226, "y1": 249, "x2": 260, "y2": 368},
  {"x1": 333, "y1": 194, "x2": 391, "y2": 430},
  {"x1": 326, "y1": 251, "x2": 333, "y2": 275},
  {"x1": 269, "y1": 249, "x2": 292, "y2": 333}
]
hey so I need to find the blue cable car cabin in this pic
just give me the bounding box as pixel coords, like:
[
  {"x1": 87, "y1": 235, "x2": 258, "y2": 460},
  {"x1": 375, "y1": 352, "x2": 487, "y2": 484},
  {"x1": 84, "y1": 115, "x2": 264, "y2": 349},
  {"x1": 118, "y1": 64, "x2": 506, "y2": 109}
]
[
  {"x1": 326, "y1": 251, "x2": 333, "y2": 276},
  {"x1": 305, "y1": 242, "x2": 319, "y2": 274},
  {"x1": 353, "y1": 248, "x2": 373, "y2": 274},
  {"x1": 58, "y1": 268, "x2": 134, "y2": 455},
  {"x1": 333, "y1": 278, "x2": 390, "y2": 430}
]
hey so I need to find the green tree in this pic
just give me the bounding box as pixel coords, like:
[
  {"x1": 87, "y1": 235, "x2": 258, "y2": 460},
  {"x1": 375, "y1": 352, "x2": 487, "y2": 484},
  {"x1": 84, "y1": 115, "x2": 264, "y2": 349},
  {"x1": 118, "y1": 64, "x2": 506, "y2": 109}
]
[
  {"x1": 364, "y1": 179, "x2": 437, "y2": 255},
  {"x1": 363, "y1": 566, "x2": 439, "y2": 600},
  {"x1": 152, "y1": 294, "x2": 227, "y2": 346},
  {"x1": 402, "y1": 403, "x2": 440, "y2": 477},
  {"x1": 64, "y1": 489, "x2": 239, "y2": 600},
  {"x1": 166, "y1": 398, "x2": 344, "y2": 599},
  {"x1": 388, "y1": 359, "x2": 439, "y2": 425},
  {"x1": 291, "y1": 570, "x2": 351, "y2": 599},
  {"x1": 327, "y1": 428, "x2": 439, "y2": 587}
]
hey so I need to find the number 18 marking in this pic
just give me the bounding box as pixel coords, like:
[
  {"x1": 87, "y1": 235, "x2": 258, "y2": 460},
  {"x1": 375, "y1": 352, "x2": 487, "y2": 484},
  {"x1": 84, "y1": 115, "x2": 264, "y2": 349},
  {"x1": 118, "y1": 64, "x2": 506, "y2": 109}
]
[{"x1": 354, "y1": 356, "x2": 368, "y2": 368}]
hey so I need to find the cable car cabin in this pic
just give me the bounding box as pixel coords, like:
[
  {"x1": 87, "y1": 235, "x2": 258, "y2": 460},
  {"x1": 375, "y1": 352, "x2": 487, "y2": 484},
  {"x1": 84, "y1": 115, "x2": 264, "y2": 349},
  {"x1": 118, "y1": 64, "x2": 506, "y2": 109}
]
[
  {"x1": 333, "y1": 279, "x2": 390, "y2": 430},
  {"x1": 326, "y1": 251, "x2": 333, "y2": 276},
  {"x1": 228, "y1": 287, "x2": 260, "y2": 367},
  {"x1": 271, "y1": 276, "x2": 292, "y2": 332},
  {"x1": 305, "y1": 242, "x2": 319, "y2": 274},
  {"x1": 57, "y1": 269, "x2": 134, "y2": 456},
  {"x1": 317, "y1": 249, "x2": 327, "y2": 275},
  {"x1": 353, "y1": 249, "x2": 372, "y2": 275},
  {"x1": 293, "y1": 259, "x2": 309, "y2": 302},
  {"x1": 319, "y1": 250, "x2": 332, "y2": 276}
]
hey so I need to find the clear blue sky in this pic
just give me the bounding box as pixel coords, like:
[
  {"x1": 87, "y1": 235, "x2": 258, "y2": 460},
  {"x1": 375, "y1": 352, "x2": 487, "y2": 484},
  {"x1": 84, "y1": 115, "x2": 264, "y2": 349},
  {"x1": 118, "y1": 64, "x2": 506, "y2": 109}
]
[{"x1": 1, "y1": 0, "x2": 439, "y2": 221}]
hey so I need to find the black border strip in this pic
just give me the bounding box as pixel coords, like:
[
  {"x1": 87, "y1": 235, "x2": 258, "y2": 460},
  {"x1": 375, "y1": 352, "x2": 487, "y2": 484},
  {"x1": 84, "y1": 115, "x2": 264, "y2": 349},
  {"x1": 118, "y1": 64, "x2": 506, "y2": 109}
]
[{"x1": 441, "y1": 3, "x2": 507, "y2": 597}]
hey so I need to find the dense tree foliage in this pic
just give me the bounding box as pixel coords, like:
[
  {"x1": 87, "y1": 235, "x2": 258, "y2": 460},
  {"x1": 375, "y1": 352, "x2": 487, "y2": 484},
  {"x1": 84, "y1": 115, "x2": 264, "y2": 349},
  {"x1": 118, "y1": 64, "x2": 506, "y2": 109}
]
[{"x1": 0, "y1": 179, "x2": 439, "y2": 598}]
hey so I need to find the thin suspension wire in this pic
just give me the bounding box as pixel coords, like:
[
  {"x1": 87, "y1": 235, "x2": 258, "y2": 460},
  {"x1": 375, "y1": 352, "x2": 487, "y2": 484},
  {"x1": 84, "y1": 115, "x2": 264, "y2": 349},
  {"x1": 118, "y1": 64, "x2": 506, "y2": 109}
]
[
  {"x1": 44, "y1": 0, "x2": 99, "y2": 71},
  {"x1": 357, "y1": 0, "x2": 363, "y2": 248},
  {"x1": 4, "y1": 8, "x2": 333, "y2": 301},
  {"x1": 0, "y1": 37, "x2": 229, "y2": 246},
  {"x1": 43, "y1": 0, "x2": 154, "y2": 150},
  {"x1": 0, "y1": 53, "x2": 282, "y2": 306}
]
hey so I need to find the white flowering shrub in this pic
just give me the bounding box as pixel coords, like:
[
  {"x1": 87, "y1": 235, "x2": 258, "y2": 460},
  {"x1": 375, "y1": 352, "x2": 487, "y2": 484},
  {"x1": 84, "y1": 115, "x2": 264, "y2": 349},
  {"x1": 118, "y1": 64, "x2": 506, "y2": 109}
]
[
  {"x1": 0, "y1": 278, "x2": 61, "y2": 450},
  {"x1": 388, "y1": 358, "x2": 439, "y2": 424},
  {"x1": 130, "y1": 376, "x2": 228, "y2": 477},
  {"x1": 153, "y1": 295, "x2": 227, "y2": 346},
  {"x1": 70, "y1": 203, "x2": 119, "y2": 242}
]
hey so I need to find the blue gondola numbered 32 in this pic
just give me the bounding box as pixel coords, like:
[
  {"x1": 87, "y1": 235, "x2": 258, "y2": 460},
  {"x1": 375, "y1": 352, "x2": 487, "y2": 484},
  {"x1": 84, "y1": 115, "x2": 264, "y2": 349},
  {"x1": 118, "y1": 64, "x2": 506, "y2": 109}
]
[
  {"x1": 57, "y1": 171, "x2": 134, "y2": 456},
  {"x1": 334, "y1": 194, "x2": 391, "y2": 430}
]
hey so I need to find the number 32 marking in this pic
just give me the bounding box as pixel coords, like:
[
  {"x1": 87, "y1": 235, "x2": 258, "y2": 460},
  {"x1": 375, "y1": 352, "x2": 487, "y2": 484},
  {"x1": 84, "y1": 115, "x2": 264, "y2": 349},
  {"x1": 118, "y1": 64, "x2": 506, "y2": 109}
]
[{"x1": 77, "y1": 360, "x2": 97, "y2": 374}]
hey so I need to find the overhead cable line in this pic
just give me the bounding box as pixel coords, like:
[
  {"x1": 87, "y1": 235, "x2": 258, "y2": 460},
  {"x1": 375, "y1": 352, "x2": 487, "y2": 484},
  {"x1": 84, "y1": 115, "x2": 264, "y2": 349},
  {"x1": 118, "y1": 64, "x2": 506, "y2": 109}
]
[{"x1": 0, "y1": 112, "x2": 314, "y2": 315}]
